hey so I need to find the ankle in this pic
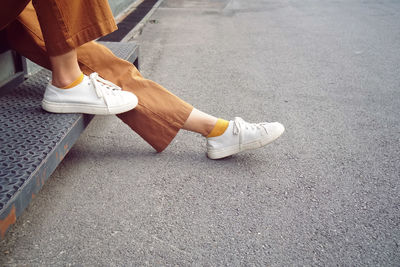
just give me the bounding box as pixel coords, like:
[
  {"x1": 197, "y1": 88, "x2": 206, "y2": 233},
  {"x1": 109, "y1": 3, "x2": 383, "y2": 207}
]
[
  {"x1": 182, "y1": 108, "x2": 218, "y2": 135},
  {"x1": 206, "y1": 119, "x2": 230, "y2": 138},
  {"x1": 200, "y1": 118, "x2": 219, "y2": 137},
  {"x1": 49, "y1": 49, "x2": 82, "y2": 88},
  {"x1": 51, "y1": 72, "x2": 83, "y2": 88}
]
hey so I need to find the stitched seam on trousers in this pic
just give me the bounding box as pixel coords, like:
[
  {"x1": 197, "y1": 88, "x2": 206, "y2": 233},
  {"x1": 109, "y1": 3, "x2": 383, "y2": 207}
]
[
  {"x1": 53, "y1": 0, "x2": 70, "y2": 40},
  {"x1": 64, "y1": 19, "x2": 116, "y2": 45},
  {"x1": 26, "y1": 1, "x2": 69, "y2": 49}
]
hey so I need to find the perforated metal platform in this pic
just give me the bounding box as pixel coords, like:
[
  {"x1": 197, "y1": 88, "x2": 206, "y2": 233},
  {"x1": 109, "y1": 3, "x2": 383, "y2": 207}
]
[{"x1": 0, "y1": 41, "x2": 139, "y2": 238}]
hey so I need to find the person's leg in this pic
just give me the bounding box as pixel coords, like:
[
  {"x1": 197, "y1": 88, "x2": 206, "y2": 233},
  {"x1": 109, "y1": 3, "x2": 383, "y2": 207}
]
[
  {"x1": 48, "y1": 49, "x2": 82, "y2": 88},
  {"x1": 77, "y1": 41, "x2": 195, "y2": 151},
  {"x1": 6, "y1": 4, "x2": 284, "y2": 157},
  {"x1": 183, "y1": 109, "x2": 218, "y2": 136},
  {"x1": 31, "y1": 0, "x2": 117, "y2": 88},
  {"x1": 2, "y1": 2, "x2": 82, "y2": 81},
  {"x1": 11, "y1": 1, "x2": 138, "y2": 115},
  {"x1": 75, "y1": 42, "x2": 285, "y2": 158},
  {"x1": 5, "y1": 6, "x2": 193, "y2": 152}
]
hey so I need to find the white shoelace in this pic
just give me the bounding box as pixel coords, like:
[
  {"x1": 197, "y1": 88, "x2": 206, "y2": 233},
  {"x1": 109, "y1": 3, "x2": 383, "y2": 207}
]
[
  {"x1": 89, "y1": 73, "x2": 122, "y2": 105},
  {"x1": 233, "y1": 117, "x2": 268, "y2": 135}
]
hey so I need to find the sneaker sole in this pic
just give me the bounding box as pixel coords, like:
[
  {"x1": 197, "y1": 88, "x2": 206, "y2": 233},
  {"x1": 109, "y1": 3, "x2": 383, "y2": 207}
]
[
  {"x1": 207, "y1": 129, "x2": 284, "y2": 159},
  {"x1": 41, "y1": 99, "x2": 138, "y2": 115}
]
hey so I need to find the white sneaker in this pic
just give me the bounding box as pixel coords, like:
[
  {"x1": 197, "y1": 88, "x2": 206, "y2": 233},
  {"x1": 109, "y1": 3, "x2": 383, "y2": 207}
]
[
  {"x1": 42, "y1": 72, "x2": 138, "y2": 115},
  {"x1": 206, "y1": 117, "x2": 285, "y2": 159}
]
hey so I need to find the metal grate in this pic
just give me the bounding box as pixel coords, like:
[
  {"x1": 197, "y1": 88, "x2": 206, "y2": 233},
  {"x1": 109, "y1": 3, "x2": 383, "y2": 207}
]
[
  {"x1": 0, "y1": 70, "x2": 77, "y2": 209},
  {"x1": 0, "y1": 41, "x2": 138, "y2": 237}
]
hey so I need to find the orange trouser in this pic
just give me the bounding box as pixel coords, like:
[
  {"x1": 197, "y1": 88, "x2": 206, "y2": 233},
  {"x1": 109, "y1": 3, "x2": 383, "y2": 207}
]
[{"x1": 1, "y1": 0, "x2": 193, "y2": 152}]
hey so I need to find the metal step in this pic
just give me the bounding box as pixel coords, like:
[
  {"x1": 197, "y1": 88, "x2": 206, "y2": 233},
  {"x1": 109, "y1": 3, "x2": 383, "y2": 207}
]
[{"x1": 0, "y1": 41, "x2": 139, "y2": 238}]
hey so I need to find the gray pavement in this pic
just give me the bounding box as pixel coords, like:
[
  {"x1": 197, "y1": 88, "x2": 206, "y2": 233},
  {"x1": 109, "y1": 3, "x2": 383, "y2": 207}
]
[{"x1": 1, "y1": 0, "x2": 400, "y2": 265}]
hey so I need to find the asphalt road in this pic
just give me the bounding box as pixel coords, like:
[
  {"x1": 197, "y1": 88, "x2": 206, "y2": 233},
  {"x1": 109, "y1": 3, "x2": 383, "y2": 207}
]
[{"x1": 1, "y1": 0, "x2": 399, "y2": 265}]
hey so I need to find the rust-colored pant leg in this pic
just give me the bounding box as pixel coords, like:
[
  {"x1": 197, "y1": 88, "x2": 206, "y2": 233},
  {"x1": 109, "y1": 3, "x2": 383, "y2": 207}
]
[
  {"x1": 31, "y1": 0, "x2": 117, "y2": 55},
  {"x1": 78, "y1": 42, "x2": 194, "y2": 152},
  {"x1": 0, "y1": 0, "x2": 30, "y2": 31},
  {"x1": 2, "y1": 1, "x2": 117, "y2": 56},
  {"x1": 5, "y1": 5, "x2": 193, "y2": 152}
]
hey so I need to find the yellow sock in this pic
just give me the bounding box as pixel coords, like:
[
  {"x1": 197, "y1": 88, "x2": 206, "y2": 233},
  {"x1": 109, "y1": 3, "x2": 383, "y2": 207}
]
[
  {"x1": 207, "y1": 118, "x2": 230, "y2": 138},
  {"x1": 62, "y1": 73, "x2": 84, "y2": 89}
]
